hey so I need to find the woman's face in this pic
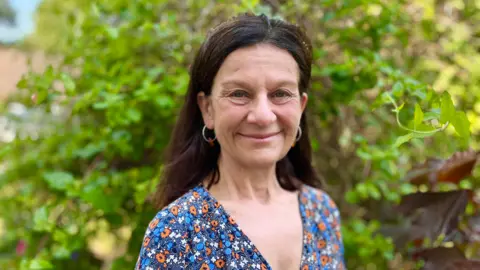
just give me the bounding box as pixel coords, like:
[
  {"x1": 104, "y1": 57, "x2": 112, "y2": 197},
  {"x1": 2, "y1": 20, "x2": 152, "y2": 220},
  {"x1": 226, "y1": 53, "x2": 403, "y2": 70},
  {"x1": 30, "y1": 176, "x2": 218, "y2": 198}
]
[{"x1": 198, "y1": 43, "x2": 308, "y2": 168}]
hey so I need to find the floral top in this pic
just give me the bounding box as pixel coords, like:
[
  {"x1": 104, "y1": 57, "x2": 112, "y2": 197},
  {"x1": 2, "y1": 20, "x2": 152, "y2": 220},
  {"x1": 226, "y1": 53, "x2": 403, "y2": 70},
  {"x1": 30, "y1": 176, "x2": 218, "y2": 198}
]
[{"x1": 136, "y1": 184, "x2": 345, "y2": 270}]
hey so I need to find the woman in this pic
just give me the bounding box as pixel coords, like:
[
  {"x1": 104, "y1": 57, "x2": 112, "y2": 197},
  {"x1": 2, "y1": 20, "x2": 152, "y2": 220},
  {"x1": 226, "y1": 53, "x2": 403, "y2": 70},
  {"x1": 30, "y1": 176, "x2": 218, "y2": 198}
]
[{"x1": 136, "y1": 13, "x2": 345, "y2": 270}]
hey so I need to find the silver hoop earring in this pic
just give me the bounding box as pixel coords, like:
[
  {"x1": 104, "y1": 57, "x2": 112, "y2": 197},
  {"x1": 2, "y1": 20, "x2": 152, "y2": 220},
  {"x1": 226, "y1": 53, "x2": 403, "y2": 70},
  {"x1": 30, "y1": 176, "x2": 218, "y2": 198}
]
[
  {"x1": 296, "y1": 126, "x2": 302, "y2": 142},
  {"x1": 202, "y1": 125, "x2": 216, "y2": 146},
  {"x1": 292, "y1": 126, "x2": 302, "y2": 147}
]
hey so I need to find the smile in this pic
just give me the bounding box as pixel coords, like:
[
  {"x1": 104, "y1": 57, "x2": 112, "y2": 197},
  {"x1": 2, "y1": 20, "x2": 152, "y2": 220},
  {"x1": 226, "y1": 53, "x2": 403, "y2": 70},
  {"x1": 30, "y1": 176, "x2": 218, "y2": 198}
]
[{"x1": 238, "y1": 132, "x2": 281, "y2": 140}]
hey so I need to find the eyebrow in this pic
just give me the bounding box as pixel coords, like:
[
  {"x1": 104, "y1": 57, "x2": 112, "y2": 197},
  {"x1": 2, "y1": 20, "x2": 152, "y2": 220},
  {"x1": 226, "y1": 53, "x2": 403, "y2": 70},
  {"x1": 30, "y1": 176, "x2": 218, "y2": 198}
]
[{"x1": 220, "y1": 79, "x2": 298, "y2": 89}]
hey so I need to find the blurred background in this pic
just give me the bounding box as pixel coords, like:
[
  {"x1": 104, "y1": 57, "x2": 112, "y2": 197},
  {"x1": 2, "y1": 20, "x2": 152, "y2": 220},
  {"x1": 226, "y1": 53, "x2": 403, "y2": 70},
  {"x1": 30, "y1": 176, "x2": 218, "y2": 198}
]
[{"x1": 0, "y1": 0, "x2": 479, "y2": 269}]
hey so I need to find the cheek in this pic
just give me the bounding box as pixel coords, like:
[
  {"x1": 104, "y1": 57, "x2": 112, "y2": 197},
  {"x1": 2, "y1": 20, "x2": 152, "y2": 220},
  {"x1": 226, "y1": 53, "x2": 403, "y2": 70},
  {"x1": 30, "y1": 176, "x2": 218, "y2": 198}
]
[
  {"x1": 211, "y1": 101, "x2": 246, "y2": 130},
  {"x1": 274, "y1": 103, "x2": 303, "y2": 130}
]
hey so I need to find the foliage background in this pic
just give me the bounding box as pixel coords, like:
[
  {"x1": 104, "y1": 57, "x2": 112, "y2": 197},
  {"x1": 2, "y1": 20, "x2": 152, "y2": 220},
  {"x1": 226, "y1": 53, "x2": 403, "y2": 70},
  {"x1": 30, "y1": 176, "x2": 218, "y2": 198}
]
[{"x1": 0, "y1": 0, "x2": 479, "y2": 269}]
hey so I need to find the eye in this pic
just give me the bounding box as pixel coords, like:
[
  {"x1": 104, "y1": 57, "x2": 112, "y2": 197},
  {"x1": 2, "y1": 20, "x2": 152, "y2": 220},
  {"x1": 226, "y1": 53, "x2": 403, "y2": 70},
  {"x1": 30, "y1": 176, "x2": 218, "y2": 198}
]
[
  {"x1": 230, "y1": 90, "x2": 249, "y2": 98},
  {"x1": 271, "y1": 89, "x2": 294, "y2": 99},
  {"x1": 226, "y1": 89, "x2": 250, "y2": 105}
]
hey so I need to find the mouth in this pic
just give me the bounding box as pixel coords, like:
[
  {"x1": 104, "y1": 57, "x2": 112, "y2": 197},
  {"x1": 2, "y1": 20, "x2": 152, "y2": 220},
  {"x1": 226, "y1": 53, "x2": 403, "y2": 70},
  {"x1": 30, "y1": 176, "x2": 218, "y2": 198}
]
[{"x1": 238, "y1": 131, "x2": 281, "y2": 140}]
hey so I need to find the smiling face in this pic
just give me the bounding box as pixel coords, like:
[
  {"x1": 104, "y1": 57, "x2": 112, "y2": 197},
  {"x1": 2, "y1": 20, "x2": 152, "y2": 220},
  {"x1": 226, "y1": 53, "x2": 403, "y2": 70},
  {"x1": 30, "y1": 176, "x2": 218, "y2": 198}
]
[{"x1": 198, "y1": 43, "x2": 308, "y2": 168}]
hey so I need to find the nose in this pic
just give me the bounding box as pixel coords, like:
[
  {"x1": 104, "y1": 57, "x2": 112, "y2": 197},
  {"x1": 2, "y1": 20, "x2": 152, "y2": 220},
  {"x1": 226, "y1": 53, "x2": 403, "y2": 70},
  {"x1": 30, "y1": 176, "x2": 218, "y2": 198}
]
[{"x1": 246, "y1": 94, "x2": 277, "y2": 126}]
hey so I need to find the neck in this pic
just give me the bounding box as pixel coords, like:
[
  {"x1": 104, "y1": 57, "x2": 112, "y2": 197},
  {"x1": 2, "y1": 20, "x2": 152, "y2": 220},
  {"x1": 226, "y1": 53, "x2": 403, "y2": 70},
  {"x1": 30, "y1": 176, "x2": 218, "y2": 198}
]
[{"x1": 208, "y1": 154, "x2": 283, "y2": 204}]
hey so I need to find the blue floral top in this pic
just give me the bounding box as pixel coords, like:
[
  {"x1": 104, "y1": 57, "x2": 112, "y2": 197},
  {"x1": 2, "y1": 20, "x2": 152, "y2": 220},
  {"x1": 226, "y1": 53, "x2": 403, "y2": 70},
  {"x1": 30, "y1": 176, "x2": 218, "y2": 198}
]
[{"x1": 136, "y1": 184, "x2": 345, "y2": 269}]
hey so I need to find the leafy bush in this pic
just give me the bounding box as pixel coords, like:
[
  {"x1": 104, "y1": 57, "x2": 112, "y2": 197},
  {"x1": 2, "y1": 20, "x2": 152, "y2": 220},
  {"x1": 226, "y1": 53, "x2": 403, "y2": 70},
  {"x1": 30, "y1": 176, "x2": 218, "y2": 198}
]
[{"x1": 1, "y1": 0, "x2": 479, "y2": 269}]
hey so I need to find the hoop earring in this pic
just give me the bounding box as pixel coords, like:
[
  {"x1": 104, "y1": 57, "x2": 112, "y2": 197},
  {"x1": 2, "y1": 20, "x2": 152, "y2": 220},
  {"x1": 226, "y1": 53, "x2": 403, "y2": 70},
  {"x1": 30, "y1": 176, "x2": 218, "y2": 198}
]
[
  {"x1": 292, "y1": 126, "x2": 302, "y2": 147},
  {"x1": 202, "y1": 125, "x2": 216, "y2": 146}
]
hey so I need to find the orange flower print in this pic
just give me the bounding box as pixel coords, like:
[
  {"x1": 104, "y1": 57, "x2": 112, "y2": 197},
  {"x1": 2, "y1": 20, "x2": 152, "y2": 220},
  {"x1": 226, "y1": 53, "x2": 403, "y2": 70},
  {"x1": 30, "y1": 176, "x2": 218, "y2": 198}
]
[
  {"x1": 306, "y1": 233, "x2": 313, "y2": 241},
  {"x1": 228, "y1": 217, "x2": 235, "y2": 224},
  {"x1": 143, "y1": 237, "x2": 150, "y2": 247},
  {"x1": 161, "y1": 228, "x2": 171, "y2": 238},
  {"x1": 193, "y1": 191, "x2": 200, "y2": 198},
  {"x1": 318, "y1": 222, "x2": 326, "y2": 231},
  {"x1": 202, "y1": 203, "x2": 209, "y2": 213},
  {"x1": 149, "y1": 218, "x2": 159, "y2": 229},
  {"x1": 321, "y1": 255, "x2": 329, "y2": 266},
  {"x1": 261, "y1": 263, "x2": 268, "y2": 270},
  {"x1": 206, "y1": 247, "x2": 212, "y2": 255},
  {"x1": 155, "y1": 252, "x2": 166, "y2": 263},
  {"x1": 317, "y1": 239, "x2": 326, "y2": 249},
  {"x1": 194, "y1": 224, "x2": 201, "y2": 233},
  {"x1": 200, "y1": 262, "x2": 210, "y2": 270},
  {"x1": 215, "y1": 259, "x2": 225, "y2": 268},
  {"x1": 170, "y1": 206, "x2": 179, "y2": 216},
  {"x1": 211, "y1": 220, "x2": 219, "y2": 227},
  {"x1": 302, "y1": 264, "x2": 309, "y2": 270},
  {"x1": 190, "y1": 205, "x2": 197, "y2": 216}
]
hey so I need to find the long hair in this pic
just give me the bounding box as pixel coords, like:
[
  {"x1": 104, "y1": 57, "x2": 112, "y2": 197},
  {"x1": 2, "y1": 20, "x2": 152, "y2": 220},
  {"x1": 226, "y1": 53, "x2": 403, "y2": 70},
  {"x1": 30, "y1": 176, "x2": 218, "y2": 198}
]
[{"x1": 154, "y1": 13, "x2": 320, "y2": 209}]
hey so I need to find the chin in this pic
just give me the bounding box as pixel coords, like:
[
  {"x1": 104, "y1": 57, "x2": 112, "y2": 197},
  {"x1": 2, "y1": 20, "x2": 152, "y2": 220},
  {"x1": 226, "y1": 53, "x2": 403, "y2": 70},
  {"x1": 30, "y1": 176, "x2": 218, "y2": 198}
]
[{"x1": 239, "y1": 151, "x2": 284, "y2": 168}]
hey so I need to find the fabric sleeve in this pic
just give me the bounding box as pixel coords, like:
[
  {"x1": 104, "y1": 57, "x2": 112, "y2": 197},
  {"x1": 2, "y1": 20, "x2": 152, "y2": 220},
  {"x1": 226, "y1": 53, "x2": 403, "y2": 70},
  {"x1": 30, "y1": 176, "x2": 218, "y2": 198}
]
[
  {"x1": 325, "y1": 194, "x2": 346, "y2": 268},
  {"x1": 135, "y1": 211, "x2": 188, "y2": 270}
]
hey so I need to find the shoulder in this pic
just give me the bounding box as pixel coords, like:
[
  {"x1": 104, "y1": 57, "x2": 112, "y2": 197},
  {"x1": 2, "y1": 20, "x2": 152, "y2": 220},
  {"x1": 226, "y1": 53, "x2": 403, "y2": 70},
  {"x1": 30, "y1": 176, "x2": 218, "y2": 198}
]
[
  {"x1": 300, "y1": 185, "x2": 342, "y2": 235},
  {"x1": 301, "y1": 184, "x2": 341, "y2": 215},
  {"x1": 301, "y1": 185, "x2": 345, "y2": 263},
  {"x1": 135, "y1": 186, "x2": 207, "y2": 269}
]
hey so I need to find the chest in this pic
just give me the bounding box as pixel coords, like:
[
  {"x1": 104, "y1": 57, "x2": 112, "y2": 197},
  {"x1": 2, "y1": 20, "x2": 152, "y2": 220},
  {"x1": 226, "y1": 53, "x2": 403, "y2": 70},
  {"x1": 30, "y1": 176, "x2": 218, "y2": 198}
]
[{"x1": 221, "y1": 201, "x2": 304, "y2": 270}]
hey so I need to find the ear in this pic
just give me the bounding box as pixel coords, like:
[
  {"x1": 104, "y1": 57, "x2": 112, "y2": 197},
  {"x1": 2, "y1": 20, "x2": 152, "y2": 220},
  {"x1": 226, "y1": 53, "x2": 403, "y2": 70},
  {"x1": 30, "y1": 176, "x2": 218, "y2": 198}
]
[
  {"x1": 197, "y1": 92, "x2": 214, "y2": 129},
  {"x1": 300, "y1": 92, "x2": 308, "y2": 112}
]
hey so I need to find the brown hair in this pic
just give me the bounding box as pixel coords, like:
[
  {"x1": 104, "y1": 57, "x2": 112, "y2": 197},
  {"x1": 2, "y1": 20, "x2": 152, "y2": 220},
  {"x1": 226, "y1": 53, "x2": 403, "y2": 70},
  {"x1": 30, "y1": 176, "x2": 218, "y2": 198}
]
[{"x1": 154, "y1": 13, "x2": 320, "y2": 209}]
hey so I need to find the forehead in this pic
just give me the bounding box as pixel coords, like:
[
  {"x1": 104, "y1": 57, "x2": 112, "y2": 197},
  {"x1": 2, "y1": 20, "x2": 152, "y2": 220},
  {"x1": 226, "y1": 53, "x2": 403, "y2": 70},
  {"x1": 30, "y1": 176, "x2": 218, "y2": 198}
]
[{"x1": 213, "y1": 43, "x2": 299, "y2": 85}]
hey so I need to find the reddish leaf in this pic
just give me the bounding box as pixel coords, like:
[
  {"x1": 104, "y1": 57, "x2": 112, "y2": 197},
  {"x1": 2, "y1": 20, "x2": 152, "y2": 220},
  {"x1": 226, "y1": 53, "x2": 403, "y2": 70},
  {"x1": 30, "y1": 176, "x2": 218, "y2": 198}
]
[
  {"x1": 405, "y1": 158, "x2": 444, "y2": 186},
  {"x1": 378, "y1": 224, "x2": 428, "y2": 249},
  {"x1": 438, "y1": 150, "x2": 479, "y2": 184},
  {"x1": 406, "y1": 150, "x2": 479, "y2": 186},
  {"x1": 394, "y1": 190, "x2": 469, "y2": 245},
  {"x1": 447, "y1": 260, "x2": 480, "y2": 270},
  {"x1": 412, "y1": 247, "x2": 480, "y2": 270},
  {"x1": 413, "y1": 246, "x2": 465, "y2": 265}
]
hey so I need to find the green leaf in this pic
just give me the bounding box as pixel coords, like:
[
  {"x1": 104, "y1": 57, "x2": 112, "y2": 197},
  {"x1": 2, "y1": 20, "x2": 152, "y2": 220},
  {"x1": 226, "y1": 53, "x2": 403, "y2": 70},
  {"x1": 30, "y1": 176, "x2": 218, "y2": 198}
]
[
  {"x1": 356, "y1": 149, "x2": 371, "y2": 160},
  {"x1": 345, "y1": 190, "x2": 359, "y2": 204},
  {"x1": 452, "y1": 111, "x2": 470, "y2": 139},
  {"x1": 440, "y1": 92, "x2": 455, "y2": 124},
  {"x1": 73, "y1": 142, "x2": 106, "y2": 159},
  {"x1": 356, "y1": 183, "x2": 369, "y2": 199},
  {"x1": 126, "y1": 108, "x2": 142, "y2": 123},
  {"x1": 106, "y1": 27, "x2": 119, "y2": 39},
  {"x1": 424, "y1": 109, "x2": 441, "y2": 121},
  {"x1": 93, "y1": 102, "x2": 109, "y2": 110},
  {"x1": 393, "y1": 132, "x2": 431, "y2": 148},
  {"x1": 33, "y1": 206, "x2": 51, "y2": 232},
  {"x1": 81, "y1": 177, "x2": 122, "y2": 213},
  {"x1": 366, "y1": 183, "x2": 381, "y2": 200},
  {"x1": 414, "y1": 104, "x2": 424, "y2": 129},
  {"x1": 29, "y1": 259, "x2": 54, "y2": 269},
  {"x1": 393, "y1": 133, "x2": 414, "y2": 148},
  {"x1": 61, "y1": 73, "x2": 76, "y2": 94},
  {"x1": 43, "y1": 171, "x2": 74, "y2": 191},
  {"x1": 391, "y1": 81, "x2": 404, "y2": 97}
]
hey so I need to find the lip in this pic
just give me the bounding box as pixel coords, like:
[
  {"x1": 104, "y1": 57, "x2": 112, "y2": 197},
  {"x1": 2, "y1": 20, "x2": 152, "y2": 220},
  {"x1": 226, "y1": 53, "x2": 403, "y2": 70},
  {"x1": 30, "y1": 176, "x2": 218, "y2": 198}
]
[{"x1": 238, "y1": 131, "x2": 281, "y2": 140}]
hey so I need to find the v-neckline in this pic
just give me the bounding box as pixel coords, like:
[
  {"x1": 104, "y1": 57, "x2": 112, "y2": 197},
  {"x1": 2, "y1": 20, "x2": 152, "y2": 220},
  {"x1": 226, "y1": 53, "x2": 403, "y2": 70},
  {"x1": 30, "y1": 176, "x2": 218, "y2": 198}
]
[{"x1": 198, "y1": 185, "x2": 307, "y2": 270}]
